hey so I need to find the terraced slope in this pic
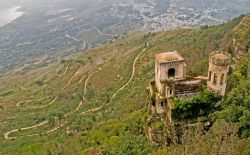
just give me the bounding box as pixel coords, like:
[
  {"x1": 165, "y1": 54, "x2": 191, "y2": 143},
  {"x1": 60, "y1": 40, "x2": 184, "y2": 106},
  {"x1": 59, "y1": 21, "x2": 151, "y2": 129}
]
[{"x1": 0, "y1": 15, "x2": 249, "y2": 154}]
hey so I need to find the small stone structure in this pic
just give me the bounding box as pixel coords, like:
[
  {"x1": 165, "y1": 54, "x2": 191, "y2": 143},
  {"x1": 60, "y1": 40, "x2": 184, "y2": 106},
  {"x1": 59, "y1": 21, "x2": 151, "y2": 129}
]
[
  {"x1": 147, "y1": 51, "x2": 231, "y2": 125},
  {"x1": 207, "y1": 52, "x2": 231, "y2": 96}
]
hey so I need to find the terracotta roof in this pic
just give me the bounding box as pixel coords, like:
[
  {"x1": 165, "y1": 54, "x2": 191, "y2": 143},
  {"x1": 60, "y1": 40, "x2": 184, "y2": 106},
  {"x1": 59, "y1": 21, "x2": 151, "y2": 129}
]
[{"x1": 155, "y1": 51, "x2": 184, "y2": 63}]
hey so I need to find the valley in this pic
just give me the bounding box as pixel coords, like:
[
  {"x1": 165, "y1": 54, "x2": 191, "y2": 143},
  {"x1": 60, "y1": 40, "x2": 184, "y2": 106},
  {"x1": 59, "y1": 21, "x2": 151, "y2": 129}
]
[
  {"x1": 1, "y1": 0, "x2": 250, "y2": 77},
  {"x1": 0, "y1": 0, "x2": 250, "y2": 153},
  {"x1": 0, "y1": 14, "x2": 250, "y2": 154}
]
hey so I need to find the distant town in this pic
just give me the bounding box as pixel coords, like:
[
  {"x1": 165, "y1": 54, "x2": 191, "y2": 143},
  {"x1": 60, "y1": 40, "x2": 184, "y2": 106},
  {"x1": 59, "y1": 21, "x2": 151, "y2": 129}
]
[{"x1": 0, "y1": 0, "x2": 250, "y2": 75}]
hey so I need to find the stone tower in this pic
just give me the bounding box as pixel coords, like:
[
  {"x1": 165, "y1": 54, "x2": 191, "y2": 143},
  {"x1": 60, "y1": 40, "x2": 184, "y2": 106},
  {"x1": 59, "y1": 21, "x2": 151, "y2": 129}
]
[
  {"x1": 207, "y1": 51, "x2": 231, "y2": 96},
  {"x1": 154, "y1": 51, "x2": 187, "y2": 114},
  {"x1": 148, "y1": 51, "x2": 206, "y2": 125},
  {"x1": 155, "y1": 51, "x2": 187, "y2": 97}
]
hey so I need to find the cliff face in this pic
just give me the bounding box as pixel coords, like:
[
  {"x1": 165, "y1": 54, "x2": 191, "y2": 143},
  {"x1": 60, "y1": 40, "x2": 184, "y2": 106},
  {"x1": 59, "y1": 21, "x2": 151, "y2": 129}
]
[{"x1": 233, "y1": 15, "x2": 250, "y2": 58}]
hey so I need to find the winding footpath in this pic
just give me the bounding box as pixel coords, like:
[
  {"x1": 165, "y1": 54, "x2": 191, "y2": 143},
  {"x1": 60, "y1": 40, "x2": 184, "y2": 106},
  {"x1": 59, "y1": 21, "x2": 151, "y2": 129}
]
[
  {"x1": 110, "y1": 48, "x2": 147, "y2": 101},
  {"x1": 4, "y1": 121, "x2": 49, "y2": 140},
  {"x1": 16, "y1": 96, "x2": 51, "y2": 107},
  {"x1": 61, "y1": 64, "x2": 83, "y2": 90},
  {"x1": 42, "y1": 65, "x2": 69, "y2": 83},
  {"x1": 27, "y1": 69, "x2": 100, "y2": 136},
  {"x1": 80, "y1": 43, "x2": 149, "y2": 115},
  {"x1": 3, "y1": 67, "x2": 99, "y2": 139},
  {"x1": 93, "y1": 26, "x2": 117, "y2": 37},
  {"x1": 28, "y1": 97, "x2": 58, "y2": 109},
  {"x1": 3, "y1": 42, "x2": 148, "y2": 139},
  {"x1": 55, "y1": 65, "x2": 69, "y2": 77}
]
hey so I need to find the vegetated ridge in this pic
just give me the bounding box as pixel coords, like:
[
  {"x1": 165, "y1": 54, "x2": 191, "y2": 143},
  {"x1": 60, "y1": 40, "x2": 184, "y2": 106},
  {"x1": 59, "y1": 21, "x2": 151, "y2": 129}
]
[{"x1": 0, "y1": 14, "x2": 249, "y2": 154}]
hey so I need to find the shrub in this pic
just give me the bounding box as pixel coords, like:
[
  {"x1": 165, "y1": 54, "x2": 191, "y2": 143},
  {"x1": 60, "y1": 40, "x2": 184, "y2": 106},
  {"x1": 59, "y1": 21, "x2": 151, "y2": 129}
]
[{"x1": 173, "y1": 90, "x2": 221, "y2": 120}]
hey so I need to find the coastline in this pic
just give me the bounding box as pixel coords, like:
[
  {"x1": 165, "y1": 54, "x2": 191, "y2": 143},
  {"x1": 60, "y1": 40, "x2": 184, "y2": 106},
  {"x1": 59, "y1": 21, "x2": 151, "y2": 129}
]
[{"x1": 0, "y1": 6, "x2": 24, "y2": 27}]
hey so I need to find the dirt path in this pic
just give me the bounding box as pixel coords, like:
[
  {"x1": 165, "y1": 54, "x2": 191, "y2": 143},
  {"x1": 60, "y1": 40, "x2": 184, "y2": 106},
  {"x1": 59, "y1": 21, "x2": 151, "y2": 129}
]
[
  {"x1": 3, "y1": 41, "x2": 148, "y2": 139},
  {"x1": 78, "y1": 75, "x2": 86, "y2": 84},
  {"x1": 16, "y1": 96, "x2": 51, "y2": 107},
  {"x1": 4, "y1": 121, "x2": 48, "y2": 140},
  {"x1": 55, "y1": 65, "x2": 69, "y2": 77},
  {"x1": 80, "y1": 43, "x2": 149, "y2": 115},
  {"x1": 3, "y1": 68, "x2": 99, "y2": 139},
  {"x1": 30, "y1": 69, "x2": 100, "y2": 135},
  {"x1": 28, "y1": 97, "x2": 58, "y2": 109},
  {"x1": 93, "y1": 26, "x2": 117, "y2": 37},
  {"x1": 61, "y1": 64, "x2": 83, "y2": 90},
  {"x1": 110, "y1": 48, "x2": 147, "y2": 101},
  {"x1": 42, "y1": 65, "x2": 69, "y2": 84}
]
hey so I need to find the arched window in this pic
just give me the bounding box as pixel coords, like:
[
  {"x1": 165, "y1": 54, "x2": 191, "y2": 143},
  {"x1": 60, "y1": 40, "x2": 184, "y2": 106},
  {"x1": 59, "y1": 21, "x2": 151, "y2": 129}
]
[
  {"x1": 220, "y1": 74, "x2": 224, "y2": 84},
  {"x1": 168, "y1": 68, "x2": 175, "y2": 79}
]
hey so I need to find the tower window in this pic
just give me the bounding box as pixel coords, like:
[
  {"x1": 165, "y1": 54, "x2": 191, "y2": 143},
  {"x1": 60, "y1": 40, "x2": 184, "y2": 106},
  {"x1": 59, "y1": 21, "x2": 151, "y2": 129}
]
[
  {"x1": 170, "y1": 89, "x2": 172, "y2": 95},
  {"x1": 213, "y1": 73, "x2": 218, "y2": 85},
  {"x1": 220, "y1": 74, "x2": 224, "y2": 84},
  {"x1": 160, "y1": 101, "x2": 164, "y2": 107},
  {"x1": 168, "y1": 68, "x2": 175, "y2": 79},
  {"x1": 209, "y1": 71, "x2": 212, "y2": 81}
]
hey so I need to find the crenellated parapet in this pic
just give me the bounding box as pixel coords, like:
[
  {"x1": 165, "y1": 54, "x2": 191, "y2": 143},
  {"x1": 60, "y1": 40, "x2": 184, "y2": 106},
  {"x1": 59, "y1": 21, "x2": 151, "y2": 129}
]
[
  {"x1": 209, "y1": 51, "x2": 231, "y2": 66},
  {"x1": 207, "y1": 51, "x2": 231, "y2": 96}
]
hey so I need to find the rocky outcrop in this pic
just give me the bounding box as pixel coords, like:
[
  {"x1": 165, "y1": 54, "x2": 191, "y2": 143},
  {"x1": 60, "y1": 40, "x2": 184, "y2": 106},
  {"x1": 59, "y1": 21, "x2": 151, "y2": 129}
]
[
  {"x1": 233, "y1": 15, "x2": 250, "y2": 58},
  {"x1": 146, "y1": 114, "x2": 166, "y2": 147}
]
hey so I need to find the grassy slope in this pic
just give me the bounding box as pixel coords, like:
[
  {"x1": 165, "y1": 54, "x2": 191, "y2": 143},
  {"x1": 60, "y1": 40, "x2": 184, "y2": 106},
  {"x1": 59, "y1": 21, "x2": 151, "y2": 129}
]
[{"x1": 0, "y1": 15, "x2": 248, "y2": 154}]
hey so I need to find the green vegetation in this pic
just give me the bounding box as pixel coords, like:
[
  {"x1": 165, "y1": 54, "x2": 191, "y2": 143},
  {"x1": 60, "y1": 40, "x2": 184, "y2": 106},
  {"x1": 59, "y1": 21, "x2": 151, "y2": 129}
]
[
  {"x1": 169, "y1": 119, "x2": 248, "y2": 155},
  {"x1": 234, "y1": 15, "x2": 250, "y2": 47},
  {"x1": 0, "y1": 14, "x2": 250, "y2": 154},
  {"x1": 212, "y1": 52, "x2": 250, "y2": 138},
  {"x1": 173, "y1": 90, "x2": 221, "y2": 120},
  {"x1": 0, "y1": 90, "x2": 14, "y2": 97}
]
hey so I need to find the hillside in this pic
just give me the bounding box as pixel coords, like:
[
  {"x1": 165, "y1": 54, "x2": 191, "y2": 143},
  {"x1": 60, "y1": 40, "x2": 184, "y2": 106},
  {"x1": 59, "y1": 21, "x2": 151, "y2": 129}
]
[
  {"x1": 1, "y1": 0, "x2": 250, "y2": 76},
  {"x1": 0, "y1": 14, "x2": 250, "y2": 154}
]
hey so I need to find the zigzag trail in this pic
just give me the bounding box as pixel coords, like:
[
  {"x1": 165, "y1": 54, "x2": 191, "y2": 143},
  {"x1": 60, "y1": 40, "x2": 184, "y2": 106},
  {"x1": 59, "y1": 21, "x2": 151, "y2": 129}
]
[
  {"x1": 79, "y1": 42, "x2": 149, "y2": 115},
  {"x1": 55, "y1": 65, "x2": 69, "y2": 77},
  {"x1": 16, "y1": 96, "x2": 51, "y2": 107},
  {"x1": 41, "y1": 65, "x2": 69, "y2": 84},
  {"x1": 3, "y1": 67, "x2": 99, "y2": 139},
  {"x1": 23, "y1": 69, "x2": 100, "y2": 137},
  {"x1": 4, "y1": 121, "x2": 48, "y2": 140},
  {"x1": 61, "y1": 64, "x2": 83, "y2": 90},
  {"x1": 28, "y1": 97, "x2": 58, "y2": 109},
  {"x1": 3, "y1": 42, "x2": 148, "y2": 139}
]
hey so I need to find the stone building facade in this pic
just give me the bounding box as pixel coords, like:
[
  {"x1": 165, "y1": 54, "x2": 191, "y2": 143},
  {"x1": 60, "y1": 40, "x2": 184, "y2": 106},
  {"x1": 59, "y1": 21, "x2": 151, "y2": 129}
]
[{"x1": 147, "y1": 51, "x2": 231, "y2": 124}]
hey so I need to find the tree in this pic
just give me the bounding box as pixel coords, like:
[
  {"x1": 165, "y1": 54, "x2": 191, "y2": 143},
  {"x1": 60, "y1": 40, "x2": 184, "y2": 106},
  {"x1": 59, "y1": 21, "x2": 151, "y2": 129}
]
[
  {"x1": 173, "y1": 90, "x2": 220, "y2": 120},
  {"x1": 239, "y1": 110, "x2": 250, "y2": 138}
]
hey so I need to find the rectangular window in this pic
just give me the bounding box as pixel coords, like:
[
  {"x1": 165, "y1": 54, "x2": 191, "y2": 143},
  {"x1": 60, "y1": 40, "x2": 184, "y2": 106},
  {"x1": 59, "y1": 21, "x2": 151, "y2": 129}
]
[
  {"x1": 160, "y1": 102, "x2": 164, "y2": 107},
  {"x1": 220, "y1": 74, "x2": 224, "y2": 84},
  {"x1": 213, "y1": 73, "x2": 218, "y2": 85},
  {"x1": 209, "y1": 71, "x2": 211, "y2": 81}
]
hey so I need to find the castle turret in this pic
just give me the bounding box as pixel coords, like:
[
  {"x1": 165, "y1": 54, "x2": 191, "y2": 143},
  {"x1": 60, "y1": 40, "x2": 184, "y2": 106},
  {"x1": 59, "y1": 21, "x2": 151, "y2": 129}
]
[{"x1": 207, "y1": 51, "x2": 231, "y2": 96}]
